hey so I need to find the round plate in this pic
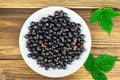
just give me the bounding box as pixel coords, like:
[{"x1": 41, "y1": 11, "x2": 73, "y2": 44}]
[{"x1": 19, "y1": 6, "x2": 91, "y2": 78}]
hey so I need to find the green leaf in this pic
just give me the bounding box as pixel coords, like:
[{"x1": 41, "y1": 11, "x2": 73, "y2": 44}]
[
  {"x1": 90, "y1": 7, "x2": 120, "y2": 35},
  {"x1": 104, "y1": 8, "x2": 120, "y2": 18},
  {"x1": 91, "y1": 71, "x2": 107, "y2": 80},
  {"x1": 95, "y1": 54, "x2": 117, "y2": 72},
  {"x1": 90, "y1": 69, "x2": 99, "y2": 79},
  {"x1": 99, "y1": 12, "x2": 113, "y2": 35},
  {"x1": 90, "y1": 9, "x2": 103, "y2": 24},
  {"x1": 84, "y1": 53, "x2": 116, "y2": 80},
  {"x1": 84, "y1": 53, "x2": 95, "y2": 72}
]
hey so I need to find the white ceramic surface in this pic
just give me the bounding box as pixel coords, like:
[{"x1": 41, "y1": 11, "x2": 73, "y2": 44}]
[{"x1": 19, "y1": 6, "x2": 91, "y2": 78}]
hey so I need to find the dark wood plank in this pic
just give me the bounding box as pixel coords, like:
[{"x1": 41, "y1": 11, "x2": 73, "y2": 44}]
[
  {"x1": 0, "y1": 8, "x2": 120, "y2": 80},
  {"x1": 0, "y1": 60, "x2": 119, "y2": 80},
  {"x1": 0, "y1": 9, "x2": 120, "y2": 60},
  {"x1": 0, "y1": 0, "x2": 120, "y2": 9}
]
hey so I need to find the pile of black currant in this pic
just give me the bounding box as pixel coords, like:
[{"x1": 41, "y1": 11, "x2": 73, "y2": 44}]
[{"x1": 25, "y1": 10, "x2": 85, "y2": 70}]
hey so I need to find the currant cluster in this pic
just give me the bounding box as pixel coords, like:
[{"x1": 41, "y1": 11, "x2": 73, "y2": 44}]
[{"x1": 25, "y1": 10, "x2": 85, "y2": 70}]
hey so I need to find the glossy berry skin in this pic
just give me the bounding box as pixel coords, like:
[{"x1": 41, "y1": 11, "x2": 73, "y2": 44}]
[{"x1": 25, "y1": 10, "x2": 85, "y2": 70}]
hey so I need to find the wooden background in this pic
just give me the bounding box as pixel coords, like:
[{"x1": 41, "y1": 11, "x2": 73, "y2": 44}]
[{"x1": 0, "y1": 0, "x2": 120, "y2": 80}]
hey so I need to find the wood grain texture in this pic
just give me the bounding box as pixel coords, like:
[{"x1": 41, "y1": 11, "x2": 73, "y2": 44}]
[
  {"x1": 0, "y1": 8, "x2": 120, "y2": 80},
  {"x1": 0, "y1": 0, "x2": 120, "y2": 9},
  {"x1": 0, "y1": 60, "x2": 120, "y2": 80}
]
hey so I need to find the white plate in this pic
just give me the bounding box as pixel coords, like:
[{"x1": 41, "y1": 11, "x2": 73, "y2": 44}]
[{"x1": 19, "y1": 6, "x2": 91, "y2": 78}]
